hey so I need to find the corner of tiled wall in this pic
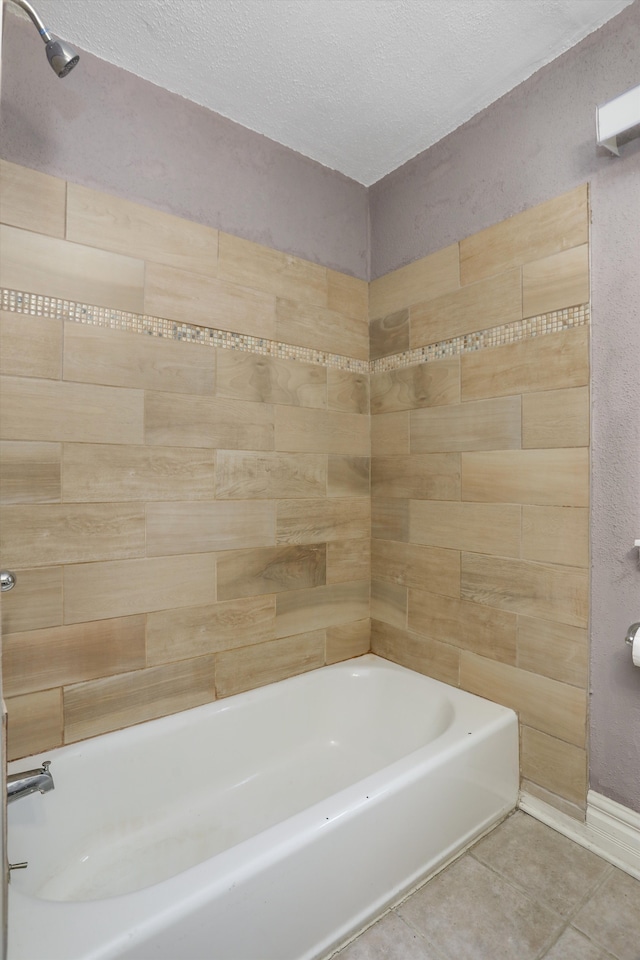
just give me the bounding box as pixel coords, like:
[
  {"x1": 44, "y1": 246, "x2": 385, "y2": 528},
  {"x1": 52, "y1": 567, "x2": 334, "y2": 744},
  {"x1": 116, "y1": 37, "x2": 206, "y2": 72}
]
[{"x1": 368, "y1": 184, "x2": 591, "y2": 819}]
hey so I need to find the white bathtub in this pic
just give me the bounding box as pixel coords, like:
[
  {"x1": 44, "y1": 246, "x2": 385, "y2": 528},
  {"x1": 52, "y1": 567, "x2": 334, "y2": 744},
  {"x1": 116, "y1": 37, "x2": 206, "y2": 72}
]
[{"x1": 7, "y1": 654, "x2": 518, "y2": 960}]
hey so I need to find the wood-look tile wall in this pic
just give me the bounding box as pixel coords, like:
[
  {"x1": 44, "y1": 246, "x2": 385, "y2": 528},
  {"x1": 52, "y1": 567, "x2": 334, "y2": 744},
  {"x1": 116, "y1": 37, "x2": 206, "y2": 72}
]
[
  {"x1": 0, "y1": 161, "x2": 592, "y2": 820},
  {"x1": 0, "y1": 160, "x2": 370, "y2": 760},
  {"x1": 370, "y1": 185, "x2": 591, "y2": 819}
]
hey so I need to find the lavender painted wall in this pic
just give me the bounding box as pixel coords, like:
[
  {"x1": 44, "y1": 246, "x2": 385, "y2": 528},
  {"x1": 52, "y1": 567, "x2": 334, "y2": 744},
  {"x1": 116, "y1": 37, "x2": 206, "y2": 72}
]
[
  {"x1": 371, "y1": 0, "x2": 640, "y2": 812},
  {"x1": 0, "y1": 12, "x2": 368, "y2": 280},
  {"x1": 590, "y1": 157, "x2": 640, "y2": 810},
  {"x1": 369, "y1": 2, "x2": 639, "y2": 278}
]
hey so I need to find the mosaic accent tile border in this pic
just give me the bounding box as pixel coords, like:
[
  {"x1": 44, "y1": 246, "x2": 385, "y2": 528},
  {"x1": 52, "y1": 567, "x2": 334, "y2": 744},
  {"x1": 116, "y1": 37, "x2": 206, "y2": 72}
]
[
  {"x1": 371, "y1": 303, "x2": 590, "y2": 374},
  {"x1": 2, "y1": 288, "x2": 589, "y2": 375},
  {"x1": 0, "y1": 288, "x2": 369, "y2": 374}
]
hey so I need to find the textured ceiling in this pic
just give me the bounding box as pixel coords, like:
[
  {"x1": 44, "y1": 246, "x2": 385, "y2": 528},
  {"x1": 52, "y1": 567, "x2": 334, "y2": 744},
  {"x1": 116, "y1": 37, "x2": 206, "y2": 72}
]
[{"x1": 28, "y1": 0, "x2": 635, "y2": 185}]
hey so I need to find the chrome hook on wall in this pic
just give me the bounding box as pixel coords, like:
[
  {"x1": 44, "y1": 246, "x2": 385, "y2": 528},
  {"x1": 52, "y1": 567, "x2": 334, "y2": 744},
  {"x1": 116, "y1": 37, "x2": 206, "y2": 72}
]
[{"x1": 0, "y1": 571, "x2": 16, "y2": 592}]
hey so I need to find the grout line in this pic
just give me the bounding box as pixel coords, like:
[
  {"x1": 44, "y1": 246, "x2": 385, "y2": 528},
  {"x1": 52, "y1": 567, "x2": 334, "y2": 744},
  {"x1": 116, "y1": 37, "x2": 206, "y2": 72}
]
[
  {"x1": 466, "y1": 845, "x2": 565, "y2": 913},
  {"x1": 467, "y1": 826, "x2": 613, "y2": 908},
  {"x1": 564, "y1": 861, "x2": 615, "y2": 923},
  {"x1": 533, "y1": 919, "x2": 571, "y2": 960},
  {"x1": 463, "y1": 817, "x2": 622, "y2": 959},
  {"x1": 392, "y1": 908, "x2": 453, "y2": 960},
  {"x1": 459, "y1": 851, "x2": 574, "y2": 960},
  {"x1": 537, "y1": 915, "x2": 620, "y2": 960}
]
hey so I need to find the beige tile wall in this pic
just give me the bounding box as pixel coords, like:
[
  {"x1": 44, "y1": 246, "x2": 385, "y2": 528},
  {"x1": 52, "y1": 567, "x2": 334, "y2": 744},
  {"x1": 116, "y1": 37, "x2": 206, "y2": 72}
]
[
  {"x1": 0, "y1": 160, "x2": 370, "y2": 760},
  {"x1": 0, "y1": 162, "x2": 592, "y2": 822},
  {"x1": 369, "y1": 185, "x2": 591, "y2": 819}
]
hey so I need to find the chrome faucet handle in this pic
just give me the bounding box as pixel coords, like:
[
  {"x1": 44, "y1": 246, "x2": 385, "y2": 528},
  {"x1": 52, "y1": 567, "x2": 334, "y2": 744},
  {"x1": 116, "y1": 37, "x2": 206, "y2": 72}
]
[
  {"x1": 625, "y1": 622, "x2": 640, "y2": 646},
  {"x1": 42, "y1": 761, "x2": 51, "y2": 772}
]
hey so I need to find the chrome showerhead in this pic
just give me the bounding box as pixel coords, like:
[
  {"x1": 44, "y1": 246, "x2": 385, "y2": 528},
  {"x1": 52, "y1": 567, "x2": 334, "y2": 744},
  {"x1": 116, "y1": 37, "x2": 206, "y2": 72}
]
[
  {"x1": 8, "y1": 0, "x2": 80, "y2": 78},
  {"x1": 45, "y1": 36, "x2": 80, "y2": 78}
]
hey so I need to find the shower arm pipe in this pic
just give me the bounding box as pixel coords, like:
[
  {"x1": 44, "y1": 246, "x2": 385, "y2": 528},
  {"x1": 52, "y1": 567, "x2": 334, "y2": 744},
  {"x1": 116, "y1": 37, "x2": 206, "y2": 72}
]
[{"x1": 6, "y1": 0, "x2": 54, "y2": 43}]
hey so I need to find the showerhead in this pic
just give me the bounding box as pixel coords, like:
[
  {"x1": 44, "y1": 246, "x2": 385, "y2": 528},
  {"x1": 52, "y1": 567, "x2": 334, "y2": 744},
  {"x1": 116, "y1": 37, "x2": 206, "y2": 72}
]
[
  {"x1": 8, "y1": 0, "x2": 80, "y2": 78},
  {"x1": 45, "y1": 36, "x2": 80, "y2": 78}
]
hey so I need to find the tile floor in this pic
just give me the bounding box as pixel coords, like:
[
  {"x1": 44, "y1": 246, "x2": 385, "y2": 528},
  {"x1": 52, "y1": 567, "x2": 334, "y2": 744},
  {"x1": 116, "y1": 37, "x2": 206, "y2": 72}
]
[{"x1": 332, "y1": 811, "x2": 640, "y2": 960}]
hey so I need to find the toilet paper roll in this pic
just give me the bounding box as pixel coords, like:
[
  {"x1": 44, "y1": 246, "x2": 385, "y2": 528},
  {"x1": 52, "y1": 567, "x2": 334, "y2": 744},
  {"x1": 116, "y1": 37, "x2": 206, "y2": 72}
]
[{"x1": 633, "y1": 633, "x2": 640, "y2": 668}]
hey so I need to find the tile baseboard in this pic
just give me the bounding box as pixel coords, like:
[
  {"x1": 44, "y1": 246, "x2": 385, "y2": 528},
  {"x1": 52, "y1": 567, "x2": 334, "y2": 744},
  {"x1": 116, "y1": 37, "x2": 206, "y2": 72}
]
[{"x1": 519, "y1": 788, "x2": 640, "y2": 880}]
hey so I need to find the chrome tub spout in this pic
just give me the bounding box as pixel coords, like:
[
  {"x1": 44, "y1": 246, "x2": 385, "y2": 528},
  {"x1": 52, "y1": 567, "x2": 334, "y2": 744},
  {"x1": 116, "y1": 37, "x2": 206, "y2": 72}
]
[{"x1": 7, "y1": 761, "x2": 54, "y2": 804}]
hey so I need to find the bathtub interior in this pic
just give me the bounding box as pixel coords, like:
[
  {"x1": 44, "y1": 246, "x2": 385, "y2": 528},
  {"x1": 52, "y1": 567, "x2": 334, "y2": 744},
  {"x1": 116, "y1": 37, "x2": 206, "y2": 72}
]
[{"x1": 7, "y1": 656, "x2": 467, "y2": 901}]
